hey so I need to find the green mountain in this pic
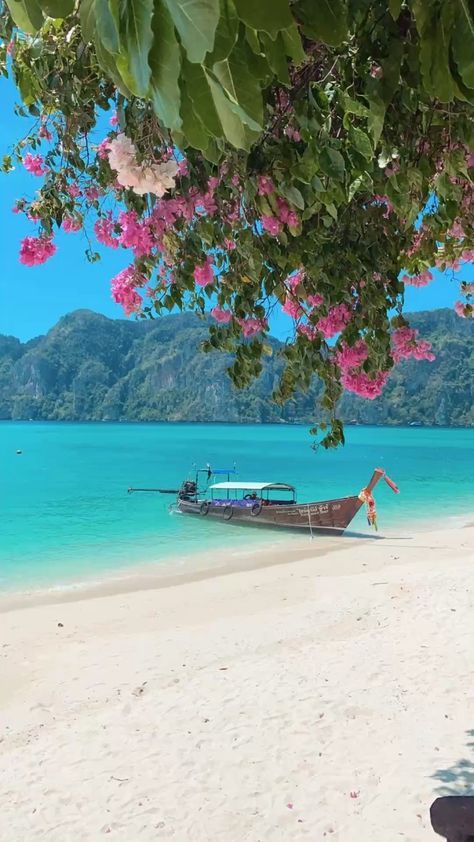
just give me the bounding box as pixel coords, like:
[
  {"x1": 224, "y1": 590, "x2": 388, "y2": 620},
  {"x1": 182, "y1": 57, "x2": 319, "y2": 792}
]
[{"x1": 0, "y1": 308, "x2": 472, "y2": 427}]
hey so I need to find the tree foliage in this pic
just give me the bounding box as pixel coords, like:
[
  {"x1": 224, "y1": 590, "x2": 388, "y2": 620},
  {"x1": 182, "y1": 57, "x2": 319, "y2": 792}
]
[{"x1": 0, "y1": 0, "x2": 473, "y2": 446}]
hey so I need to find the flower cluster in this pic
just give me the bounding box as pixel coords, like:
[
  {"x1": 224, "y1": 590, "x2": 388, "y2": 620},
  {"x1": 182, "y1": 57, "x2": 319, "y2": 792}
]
[
  {"x1": 19, "y1": 235, "x2": 56, "y2": 266},
  {"x1": 316, "y1": 304, "x2": 352, "y2": 339},
  {"x1": 193, "y1": 257, "x2": 215, "y2": 287},
  {"x1": 23, "y1": 153, "x2": 47, "y2": 176},
  {"x1": 401, "y1": 270, "x2": 434, "y2": 287},
  {"x1": 107, "y1": 134, "x2": 179, "y2": 197},
  {"x1": 110, "y1": 266, "x2": 146, "y2": 315},
  {"x1": 391, "y1": 327, "x2": 436, "y2": 362}
]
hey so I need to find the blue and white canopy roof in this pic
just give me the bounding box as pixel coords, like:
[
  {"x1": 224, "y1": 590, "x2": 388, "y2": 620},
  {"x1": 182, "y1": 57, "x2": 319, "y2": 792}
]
[{"x1": 209, "y1": 481, "x2": 295, "y2": 492}]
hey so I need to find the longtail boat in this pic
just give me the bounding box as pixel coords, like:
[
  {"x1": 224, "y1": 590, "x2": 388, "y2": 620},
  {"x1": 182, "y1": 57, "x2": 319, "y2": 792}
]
[{"x1": 128, "y1": 465, "x2": 399, "y2": 535}]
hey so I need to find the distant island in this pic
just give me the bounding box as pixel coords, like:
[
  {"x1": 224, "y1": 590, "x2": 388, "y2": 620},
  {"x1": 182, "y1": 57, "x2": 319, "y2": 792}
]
[{"x1": 0, "y1": 308, "x2": 472, "y2": 427}]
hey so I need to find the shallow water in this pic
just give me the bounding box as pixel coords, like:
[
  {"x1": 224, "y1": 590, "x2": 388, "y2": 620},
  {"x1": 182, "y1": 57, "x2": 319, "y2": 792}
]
[{"x1": 1, "y1": 422, "x2": 472, "y2": 590}]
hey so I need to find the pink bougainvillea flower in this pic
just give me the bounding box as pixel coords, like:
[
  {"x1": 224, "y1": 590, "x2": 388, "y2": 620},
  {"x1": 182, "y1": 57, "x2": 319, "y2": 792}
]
[
  {"x1": 109, "y1": 113, "x2": 118, "y2": 126},
  {"x1": 297, "y1": 322, "x2": 317, "y2": 340},
  {"x1": 224, "y1": 238, "x2": 236, "y2": 251},
  {"x1": 335, "y1": 339, "x2": 369, "y2": 372},
  {"x1": 284, "y1": 126, "x2": 301, "y2": 142},
  {"x1": 342, "y1": 369, "x2": 390, "y2": 399},
  {"x1": 370, "y1": 63, "x2": 383, "y2": 78},
  {"x1": 62, "y1": 216, "x2": 82, "y2": 233},
  {"x1": 317, "y1": 303, "x2": 352, "y2": 338},
  {"x1": 401, "y1": 270, "x2": 433, "y2": 287},
  {"x1": 66, "y1": 184, "x2": 81, "y2": 199},
  {"x1": 19, "y1": 235, "x2": 56, "y2": 266},
  {"x1": 454, "y1": 300, "x2": 473, "y2": 318},
  {"x1": 282, "y1": 297, "x2": 303, "y2": 319},
  {"x1": 211, "y1": 307, "x2": 232, "y2": 324},
  {"x1": 261, "y1": 215, "x2": 282, "y2": 236},
  {"x1": 38, "y1": 124, "x2": 52, "y2": 141},
  {"x1": 94, "y1": 215, "x2": 120, "y2": 249},
  {"x1": 307, "y1": 294, "x2": 324, "y2": 308},
  {"x1": 118, "y1": 210, "x2": 153, "y2": 256},
  {"x1": 111, "y1": 266, "x2": 146, "y2": 316},
  {"x1": 23, "y1": 153, "x2": 47, "y2": 176},
  {"x1": 193, "y1": 257, "x2": 214, "y2": 287},
  {"x1": 257, "y1": 176, "x2": 275, "y2": 195},
  {"x1": 392, "y1": 327, "x2": 436, "y2": 361},
  {"x1": 238, "y1": 317, "x2": 268, "y2": 337},
  {"x1": 96, "y1": 138, "x2": 111, "y2": 160},
  {"x1": 85, "y1": 186, "x2": 102, "y2": 202}
]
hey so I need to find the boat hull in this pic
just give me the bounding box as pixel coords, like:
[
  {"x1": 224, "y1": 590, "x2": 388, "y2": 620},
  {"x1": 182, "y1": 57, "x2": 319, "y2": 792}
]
[{"x1": 177, "y1": 494, "x2": 364, "y2": 535}]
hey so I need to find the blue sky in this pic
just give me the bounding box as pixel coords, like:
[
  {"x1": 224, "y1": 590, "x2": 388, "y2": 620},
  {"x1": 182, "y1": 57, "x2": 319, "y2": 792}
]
[{"x1": 1, "y1": 77, "x2": 471, "y2": 343}]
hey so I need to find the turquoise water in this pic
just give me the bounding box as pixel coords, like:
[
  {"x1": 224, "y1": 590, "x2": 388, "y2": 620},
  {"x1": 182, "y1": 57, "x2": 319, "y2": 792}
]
[{"x1": 1, "y1": 422, "x2": 473, "y2": 591}]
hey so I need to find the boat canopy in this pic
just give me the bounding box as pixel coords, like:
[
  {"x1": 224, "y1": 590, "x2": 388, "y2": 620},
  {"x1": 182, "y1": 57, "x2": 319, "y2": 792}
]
[{"x1": 209, "y1": 481, "x2": 295, "y2": 492}]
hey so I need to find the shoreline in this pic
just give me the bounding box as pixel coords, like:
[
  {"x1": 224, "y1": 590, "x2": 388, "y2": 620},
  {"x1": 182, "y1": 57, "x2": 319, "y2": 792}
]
[
  {"x1": 1, "y1": 522, "x2": 473, "y2": 841},
  {"x1": 1, "y1": 511, "x2": 472, "y2": 613}
]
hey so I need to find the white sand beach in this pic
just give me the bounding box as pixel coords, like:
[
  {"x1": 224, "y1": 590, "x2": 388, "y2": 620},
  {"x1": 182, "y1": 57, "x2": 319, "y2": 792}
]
[{"x1": 1, "y1": 523, "x2": 474, "y2": 841}]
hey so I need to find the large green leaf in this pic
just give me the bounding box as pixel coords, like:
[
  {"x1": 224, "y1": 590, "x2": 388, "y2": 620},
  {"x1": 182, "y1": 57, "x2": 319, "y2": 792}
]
[
  {"x1": 205, "y1": 70, "x2": 259, "y2": 148},
  {"x1": 452, "y1": 0, "x2": 474, "y2": 89},
  {"x1": 149, "y1": 1, "x2": 182, "y2": 130},
  {"x1": 349, "y1": 125, "x2": 373, "y2": 160},
  {"x1": 320, "y1": 147, "x2": 345, "y2": 180},
  {"x1": 80, "y1": 0, "x2": 120, "y2": 54},
  {"x1": 94, "y1": 36, "x2": 134, "y2": 97},
  {"x1": 38, "y1": 0, "x2": 74, "y2": 16},
  {"x1": 206, "y1": 0, "x2": 238, "y2": 63},
  {"x1": 233, "y1": 0, "x2": 293, "y2": 38},
  {"x1": 182, "y1": 57, "x2": 222, "y2": 136},
  {"x1": 366, "y1": 93, "x2": 386, "y2": 146},
  {"x1": 259, "y1": 32, "x2": 290, "y2": 85},
  {"x1": 115, "y1": 0, "x2": 154, "y2": 97},
  {"x1": 212, "y1": 38, "x2": 264, "y2": 129},
  {"x1": 6, "y1": 0, "x2": 44, "y2": 33},
  {"x1": 281, "y1": 22, "x2": 306, "y2": 64},
  {"x1": 180, "y1": 80, "x2": 212, "y2": 150},
  {"x1": 295, "y1": 0, "x2": 348, "y2": 47},
  {"x1": 163, "y1": 0, "x2": 220, "y2": 64},
  {"x1": 388, "y1": 0, "x2": 401, "y2": 19},
  {"x1": 431, "y1": 3, "x2": 456, "y2": 101}
]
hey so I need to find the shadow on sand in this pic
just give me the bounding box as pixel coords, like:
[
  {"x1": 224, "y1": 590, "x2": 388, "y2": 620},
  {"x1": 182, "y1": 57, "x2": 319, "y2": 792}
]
[{"x1": 432, "y1": 730, "x2": 474, "y2": 796}]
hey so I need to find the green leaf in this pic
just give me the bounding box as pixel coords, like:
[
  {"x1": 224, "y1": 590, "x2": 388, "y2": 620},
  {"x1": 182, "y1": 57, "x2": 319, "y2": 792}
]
[
  {"x1": 281, "y1": 22, "x2": 306, "y2": 64},
  {"x1": 279, "y1": 183, "x2": 305, "y2": 209},
  {"x1": 94, "y1": 37, "x2": 134, "y2": 97},
  {"x1": 163, "y1": 0, "x2": 220, "y2": 64},
  {"x1": 245, "y1": 25, "x2": 261, "y2": 53},
  {"x1": 38, "y1": 0, "x2": 73, "y2": 16},
  {"x1": 212, "y1": 38, "x2": 264, "y2": 129},
  {"x1": 430, "y1": 3, "x2": 456, "y2": 102},
  {"x1": 206, "y1": 0, "x2": 238, "y2": 63},
  {"x1": 115, "y1": 0, "x2": 154, "y2": 97},
  {"x1": 452, "y1": 1, "x2": 474, "y2": 90},
  {"x1": 182, "y1": 57, "x2": 222, "y2": 136},
  {"x1": 233, "y1": 0, "x2": 292, "y2": 37},
  {"x1": 388, "y1": 0, "x2": 401, "y2": 19},
  {"x1": 259, "y1": 31, "x2": 289, "y2": 85},
  {"x1": 206, "y1": 71, "x2": 259, "y2": 147},
  {"x1": 6, "y1": 0, "x2": 44, "y2": 33},
  {"x1": 149, "y1": 0, "x2": 182, "y2": 130},
  {"x1": 340, "y1": 92, "x2": 369, "y2": 117},
  {"x1": 349, "y1": 125, "x2": 373, "y2": 160},
  {"x1": 180, "y1": 81, "x2": 211, "y2": 150},
  {"x1": 319, "y1": 147, "x2": 345, "y2": 181},
  {"x1": 367, "y1": 93, "x2": 386, "y2": 145},
  {"x1": 80, "y1": 0, "x2": 120, "y2": 53},
  {"x1": 295, "y1": 0, "x2": 348, "y2": 47}
]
